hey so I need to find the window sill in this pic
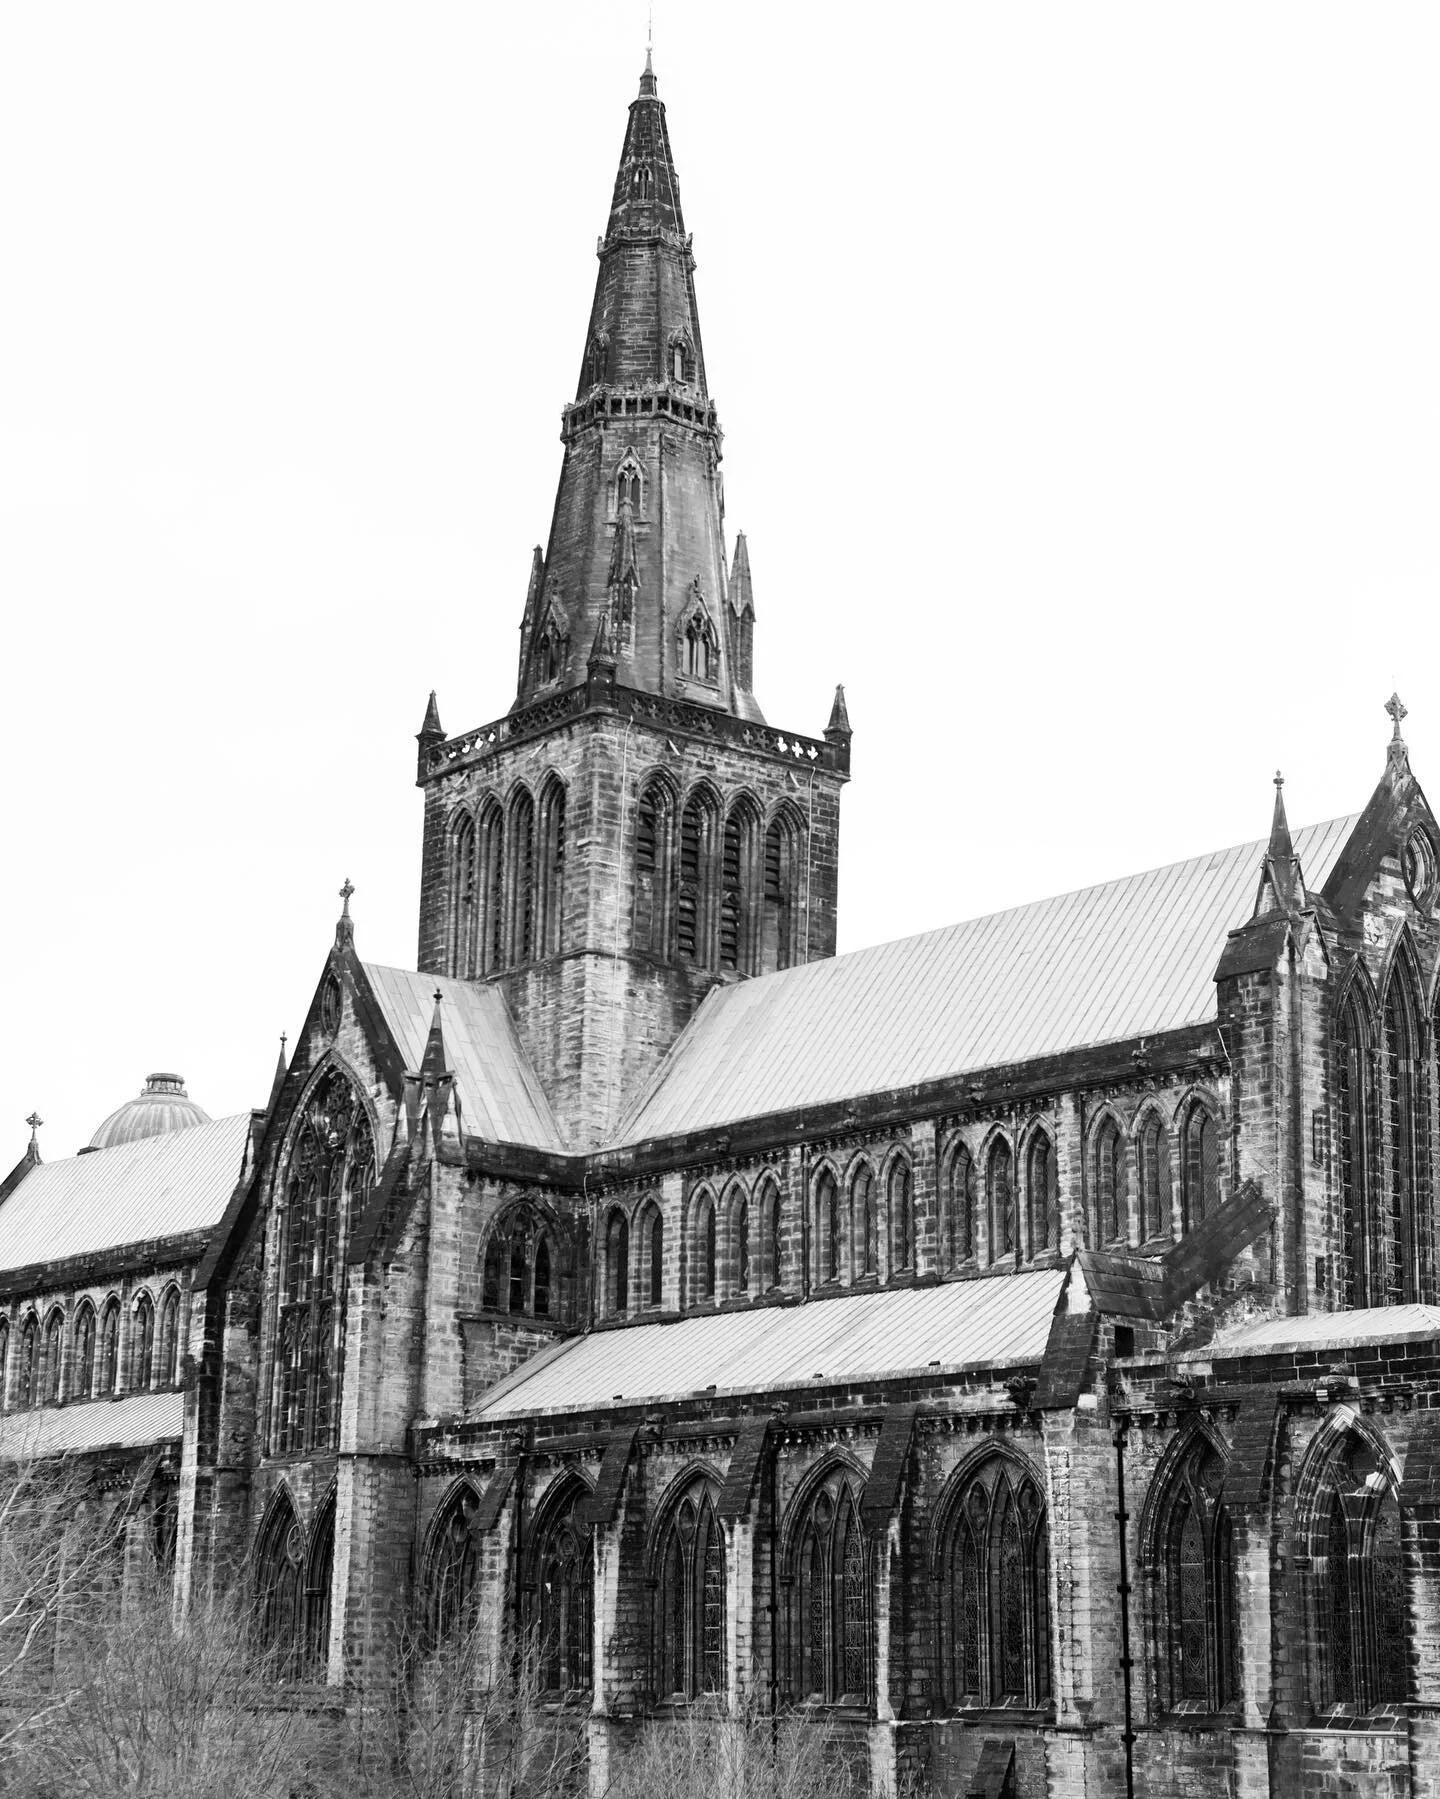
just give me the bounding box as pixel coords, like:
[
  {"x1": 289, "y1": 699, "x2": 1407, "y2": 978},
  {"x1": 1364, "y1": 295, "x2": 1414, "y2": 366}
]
[
  {"x1": 941, "y1": 1703, "x2": 1055, "y2": 1726},
  {"x1": 1151, "y1": 1707, "x2": 1239, "y2": 1732},
  {"x1": 1308, "y1": 1706, "x2": 1407, "y2": 1732}
]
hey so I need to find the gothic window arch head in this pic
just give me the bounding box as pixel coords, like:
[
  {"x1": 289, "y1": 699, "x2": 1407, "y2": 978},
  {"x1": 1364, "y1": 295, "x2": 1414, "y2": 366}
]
[
  {"x1": 131, "y1": 1291, "x2": 155, "y2": 1392},
  {"x1": 937, "y1": 1452, "x2": 1052, "y2": 1710},
  {"x1": 18, "y1": 1313, "x2": 39, "y2": 1407},
  {"x1": 1336, "y1": 984, "x2": 1377, "y2": 1306},
  {"x1": 690, "y1": 1188, "x2": 718, "y2": 1306},
  {"x1": 255, "y1": 1489, "x2": 332, "y2": 1682},
  {"x1": 1180, "y1": 1102, "x2": 1220, "y2": 1234},
  {"x1": 1092, "y1": 1114, "x2": 1129, "y2": 1247},
  {"x1": 654, "y1": 1474, "x2": 727, "y2": 1700},
  {"x1": 1136, "y1": 1110, "x2": 1172, "y2": 1244},
  {"x1": 1146, "y1": 1432, "x2": 1237, "y2": 1713},
  {"x1": 944, "y1": 1142, "x2": 977, "y2": 1270},
  {"x1": 271, "y1": 1068, "x2": 375, "y2": 1457},
  {"x1": 528, "y1": 1480, "x2": 594, "y2": 1698},
  {"x1": 787, "y1": 1463, "x2": 870, "y2": 1705},
  {"x1": 988, "y1": 1137, "x2": 1016, "y2": 1264},
  {"x1": 889, "y1": 1156, "x2": 915, "y2": 1273},
  {"x1": 850, "y1": 1161, "x2": 878, "y2": 1280},
  {"x1": 1026, "y1": 1129, "x2": 1059, "y2": 1256},
  {"x1": 1305, "y1": 1427, "x2": 1407, "y2": 1711},
  {"x1": 605, "y1": 1209, "x2": 630, "y2": 1317},
  {"x1": 814, "y1": 1166, "x2": 841, "y2": 1286},
  {"x1": 43, "y1": 1306, "x2": 64, "y2": 1403},
  {"x1": 426, "y1": 1481, "x2": 483, "y2": 1648},
  {"x1": 98, "y1": 1298, "x2": 119, "y2": 1396}
]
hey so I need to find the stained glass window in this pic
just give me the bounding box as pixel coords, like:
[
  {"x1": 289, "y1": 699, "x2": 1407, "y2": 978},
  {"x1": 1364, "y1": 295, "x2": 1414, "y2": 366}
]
[
  {"x1": 427, "y1": 1483, "x2": 481, "y2": 1646},
  {"x1": 1156, "y1": 1441, "x2": 1236, "y2": 1711},
  {"x1": 532, "y1": 1493, "x2": 593, "y2": 1697},
  {"x1": 940, "y1": 1458, "x2": 1051, "y2": 1709},
  {"x1": 255, "y1": 1492, "x2": 330, "y2": 1683},
  {"x1": 788, "y1": 1471, "x2": 870, "y2": 1705},
  {"x1": 655, "y1": 1485, "x2": 727, "y2": 1699}
]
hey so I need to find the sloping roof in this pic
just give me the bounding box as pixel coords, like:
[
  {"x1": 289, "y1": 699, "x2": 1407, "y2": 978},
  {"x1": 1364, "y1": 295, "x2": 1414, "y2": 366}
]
[
  {"x1": 613, "y1": 816, "x2": 1357, "y2": 1145},
  {"x1": 362, "y1": 963, "x2": 563, "y2": 1151},
  {"x1": 1177, "y1": 1304, "x2": 1440, "y2": 1362},
  {"x1": 0, "y1": 1390, "x2": 184, "y2": 1458},
  {"x1": 469, "y1": 1270, "x2": 1066, "y2": 1421},
  {"x1": 0, "y1": 1113, "x2": 250, "y2": 1274}
]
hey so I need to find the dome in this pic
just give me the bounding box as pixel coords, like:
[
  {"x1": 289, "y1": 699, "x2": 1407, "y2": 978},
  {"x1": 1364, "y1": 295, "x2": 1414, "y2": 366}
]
[{"x1": 88, "y1": 1073, "x2": 212, "y2": 1151}]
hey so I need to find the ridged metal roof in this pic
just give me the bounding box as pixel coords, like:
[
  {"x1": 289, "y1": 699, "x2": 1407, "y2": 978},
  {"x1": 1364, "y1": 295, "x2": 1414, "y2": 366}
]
[
  {"x1": 0, "y1": 1113, "x2": 249, "y2": 1273},
  {"x1": 363, "y1": 964, "x2": 563, "y2": 1151},
  {"x1": 613, "y1": 816, "x2": 1357, "y2": 1146},
  {"x1": 470, "y1": 1270, "x2": 1067, "y2": 1421},
  {"x1": 1181, "y1": 1304, "x2": 1440, "y2": 1361},
  {"x1": 0, "y1": 1390, "x2": 184, "y2": 1458},
  {"x1": 89, "y1": 1073, "x2": 211, "y2": 1150}
]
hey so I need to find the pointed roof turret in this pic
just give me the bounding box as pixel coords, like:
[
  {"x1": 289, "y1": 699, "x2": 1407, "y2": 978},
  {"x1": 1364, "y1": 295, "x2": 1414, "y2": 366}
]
[
  {"x1": 420, "y1": 989, "x2": 450, "y2": 1082},
  {"x1": 416, "y1": 692, "x2": 444, "y2": 780},
  {"x1": 728, "y1": 532, "x2": 754, "y2": 619},
  {"x1": 1253, "y1": 771, "x2": 1306, "y2": 917},
  {"x1": 419, "y1": 691, "x2": 443, "y2": 739},
  {"x1": 267, "y1": 1034, "x2": 288, "y2": 1114},
  {"x1": 825, "y1": 684, "x2": 852, "y2": 745}
]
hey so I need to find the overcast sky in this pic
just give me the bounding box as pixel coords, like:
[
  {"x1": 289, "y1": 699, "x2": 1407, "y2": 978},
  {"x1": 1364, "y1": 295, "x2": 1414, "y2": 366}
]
[{"x1": 3, "y1": 3, "x2": 1439, "y2": 1159}]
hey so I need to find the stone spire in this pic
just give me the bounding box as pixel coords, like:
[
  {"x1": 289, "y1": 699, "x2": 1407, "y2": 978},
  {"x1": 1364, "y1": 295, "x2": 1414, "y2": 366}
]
[
  {"x1": 513, "y1": 62, "x2": 763, "y2": 724},
  {"x1": 825, "y1": 684, "x2": 853, "y2": 746},
  {"x1": 1255, "y1": 771, "x2": 1305, "y2": 916}
]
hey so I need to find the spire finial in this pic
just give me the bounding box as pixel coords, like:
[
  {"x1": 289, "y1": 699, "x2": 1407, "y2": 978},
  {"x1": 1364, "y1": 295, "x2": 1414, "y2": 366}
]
[
  {"x1": 25, "y1": 1111, "x2": 42, "y2": 1141},
  {"x1": 340, "y1": 877, "x2": 354, "y2": 917},
  {"x1": 1274, "y1": 769, "x2": 1284, "y2": 790},
  {"x1": 1386, "y1": 692, "x2": 1411, "y2": 774},
  {"x1": 1387, "y1": 691, "x2": 1408, "y2": 740},
  {"x1": 335, "y1": 878, "x2": 356, "y2": 949}
]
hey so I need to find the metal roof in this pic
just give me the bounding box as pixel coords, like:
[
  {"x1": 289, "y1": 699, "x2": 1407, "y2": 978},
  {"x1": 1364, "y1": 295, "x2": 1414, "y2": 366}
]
[
  {"x1": 363, "y1": 963, "x2": 563, "y2": 1151},
  {"x1": 613, "y1": 816, "x2": 1357, "y2": 1145},
  {"x1": 0, "y1": 1390, "x2": 184, "y2": 1458},
  {"x1": 1177, "y1": 1304, "x2": 1440, "y2": 1362},
  {"x1": 0, "y1": 1113, "x2": 249, "y2": 1273},
  {"x1": 469, "y1": 1270, "x2": 1067, "y2": 1421}
]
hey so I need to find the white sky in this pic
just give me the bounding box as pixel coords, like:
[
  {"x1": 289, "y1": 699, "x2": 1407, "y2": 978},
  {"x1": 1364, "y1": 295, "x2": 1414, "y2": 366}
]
[{"x1": 3, "y1": 3, "x2": 1438, "y2": 1159}]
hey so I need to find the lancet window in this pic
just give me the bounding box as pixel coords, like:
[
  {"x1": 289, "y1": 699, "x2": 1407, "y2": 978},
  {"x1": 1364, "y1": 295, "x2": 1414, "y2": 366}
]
[
  {"x1": 1382, "y1": 963, "x2": 1426, "y2": 1303},
  {"x1": 538, "y1": 779, "x2": 567, "y2": 958},
  {"x1": 675, "y1": 790, "x2": 716, "y2": 961},
  {"x1": 71, "y1": 1302, "x2": 95, "y2": 1400},
  {"x1": 477, "y1": 801, "x2": 506, "y2": 975},
  {"x1": 691, "y1": 1189, "x2": 718, "y2": 1305},
  {"x1": 1149, "y1": 1436, "x2": 1237, "y2": 1712},
  {"x1": 18, "y1": 1314, "x2": 38, "y2": 1407},
  {"x1": 450, "y1": 811, "x2": 477, "y2": 977},
  {"x1": 1093, "y1": 1116, "x2": 1128, "y2": 1247},
  {"x1": 1180, "y1": 1106, "x2": 1220, "y2": 1234},
  {"x1": 0, "y1": 1320, "x2": 8, "y2": 1408},
  {"x1": 510, "y1": 787, "x2": 536, "y2": 964},
  {"x1": 254, "y1": 1490, "x2": 334, "y2": 1683},
  {"x1": 852, "y1": 1163, "x2": 878, "y2": 1280},
  {"x1": 890, "y1": 1158, "x2": 915, "y2": 1272},
  {"x1": 944, "y1": 1144, "x2": 976, "y2": 1269},
  {"x1": 655, "y1": 1479, "x2": 727, "y2": 1700},
  {"x1": 1027, "y1": 1131, "x2": 1059, "y2": 1256},
  {"x1": 157, "y1": 1287, "x2": 181, "y2": 1385},
  {"x1": 426, "y1": 1482, "x2": 482, "y2": 1647},
  {"x1": 763, "y1": 811, "x2": 800, "y2": 972},
  {"x1": 815, "y1": 1168, "x2": 841, "y2": 1285},
  {"x1": 605, "y1": 1210, "x2": 629, "y2": 1317},
  {"x1": 988, "y1": 1138, "x2": 1015, "y2": 1263},
  {"x1": 44, "y1": 1308, "x2": 63, "y2": 1402},
  {"x1": 1309, "y1": 1433, "x2": 1406, "y2": 1710},
  {"x1": 719, "y1": 802, "x2": 759, "y2": 974},
  {"x1": 789, "y1": 1466, "x2": 870, "y2": 1705},
  {"x1": 481, "y1": 1207, "x2": 558, "y2": 1320},
  {"x1": 938, "y1": 1454, "x2": 1052, "y2": 1710},
  {"x1": 271, "y1": 1070, "x2": 375, "y2": 1456},
  {"x1": 1137, "y1": 1112, "x2": 1172, "y2": 1243},
  {"x1": 529, "y1": 1484, "x2": 593, "y2": 1698},
  {"x1": 131, "y1": 1292, "x2": 154, "y2": 1391},
  {"x1": 99, "y1": 1300, "x2": 119, "y2": 1396},
  {"x1": 615, "y1": 458, "x2": 641, "y2": 513},
  {"x1": 633, "y1": 777, "x2": 674, "y2": 959},
  {"x1": 639, "y1": 1201, "x2": 665, "y2": 1308},
  {"x1": 682, "y1": 606, "x2": 718, "y2": 682},
  {"x1": 1338, "y1": 990, "x2": 1377, "y2": 1306},
  {"x1": 756, "y1": 1176, "x2": 782, "y2": 1292}
]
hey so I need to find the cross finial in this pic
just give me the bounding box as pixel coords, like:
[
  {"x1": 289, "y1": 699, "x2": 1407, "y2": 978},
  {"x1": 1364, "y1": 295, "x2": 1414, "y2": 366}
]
[
  {"x1": 339, "y1": 877, "x2": 355, "y2": 916},
  {"x1": 433, "y1": 989, "x2": 443, "y2": 1007},
  {"x1": 25, "y1": 1111, "x2": 42, "y2": 1135},
  {"x1": 1386, "y1": 692, "x2": 1408, "y2": 740},
  {"x1": 1274, "y1": 769, "x2": 1284, "y2": 790}
]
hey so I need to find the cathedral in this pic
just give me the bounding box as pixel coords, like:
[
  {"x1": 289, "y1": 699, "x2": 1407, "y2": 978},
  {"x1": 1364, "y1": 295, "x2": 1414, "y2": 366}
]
[{"x1": 7, "y1": 55, "x2": 1440, "y2": 1799}]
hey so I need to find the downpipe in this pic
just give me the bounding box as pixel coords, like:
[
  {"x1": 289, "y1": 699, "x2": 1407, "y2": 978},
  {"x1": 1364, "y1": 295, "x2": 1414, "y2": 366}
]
[{"x1": 1114, "y1": 1418, "x2": 1136, "y2": 1799}]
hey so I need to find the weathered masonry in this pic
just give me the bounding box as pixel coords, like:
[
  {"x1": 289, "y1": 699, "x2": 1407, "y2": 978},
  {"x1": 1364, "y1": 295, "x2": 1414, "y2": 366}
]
[{"x1": 6, "y1": 51, "x2": 1440, "y2": 1799}]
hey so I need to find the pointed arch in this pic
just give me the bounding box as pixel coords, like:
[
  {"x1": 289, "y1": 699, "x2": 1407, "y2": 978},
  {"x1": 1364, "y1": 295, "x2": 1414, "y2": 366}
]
[
  {"x1": 1382, "y1": 937, "x2": 1427, "y2": 1303},
  {"x1": 476, "y1": 794, "x2": 507, "y2": 974},
  {"x1": 813, "y1": 1162, "x2": 842, "y2": 1286},
  {"x1": 848, "y1": 1157, "x2": 878, "y2": 1282},
  {"x1": 651, "y1": 1468, "x2": 727, "y2": 1700},
  {"x1": 756, "y1": 1173, "x2": 783, "y2": 1292},
  {"x1": 130, "y1": 1290, "x2": 155, "y2": 1392},
  {"x1": 933, "y1": 1447, "x2": 1051, "y2": 1710},
  {"x1": 782, "y1": 1455, "x2": 871, "y2": 1706},
  {"x1": 254, "y1": 1488, "x2": 307, "y2": 1680},
  {"x1": 689, "y1": 1185, "x2": 718, "y2": 1306},
  {"x1": 942, "y1": 1139, "x2": 977, "y2": 1270},
  {"x1": 634, "y1": 771, "x2": 677, "y2": 960},
  {"x1": 1140, "y1": 1423, "x2": 1237, "y2": 1712},
  {"x1": 43, "y1": 1305, "x2": 64, "y2": 1403},
  {"x1": 763, "y1": 804, "x2": 803, "y2": 972},
  {"x1": 526, "y1": 1472, "x2": 595, "y2": 1699},
  {"x1": 155, "y1": 1285, "x2": 181, "y2": 1386},
  {"x1": 1024, "y1": 1126, "x2": 1060, "y2": 1257},
  {"x1": 676, "y1": 782, "x2": 721, "y2": 964},
  {"x1": 887, "y1": 1152, "x2": 915, "y2": 1274},
  {"x1": 720, "y1": 792, "x2": 762, "y2": 975},
  {"x1": 722, "y1": 1179, "x2": 751, "y2": 1297},
  {"x1": 613, "y1": 448, "x2": 644, "y2": 516},
  {"x1": 1089, "y1": 1109, "x2": 1129, "y2": 1247},
  {"x1": 448, "y1": 806, "x2": 478, "y2": 978},
  {"x1": 638, "y1": 1197, "x2": 665, "y2": 1309},
  {"x1": 424, "y1": 1478, "x2": 484, "y2": 1647},
  {"x1": 98, "y1": 1296, "x2": 119, "y2": 1396},
  {"x1": 604, "y1": 1206, "x2": 630, "y2": 1317},
  {"x1": 507, "y1": 784, "x2": 537, "y2": 964},
  {"x1": 1132, "y1": 1104, "x2": 1173, "y2": 1244},
  {"x1": 987, "y1": 1135, "x2": 1016, "y2": 1264},
  {"x1": 1178, "y1": 1097, "x2": 1221, "y2": 1236},
  {"x1": 480, "y1": 1202, "x2": 565, "y2": 1323},
  {"x1": 537, "y1": 775, "x2": 568, "y2": 959}
]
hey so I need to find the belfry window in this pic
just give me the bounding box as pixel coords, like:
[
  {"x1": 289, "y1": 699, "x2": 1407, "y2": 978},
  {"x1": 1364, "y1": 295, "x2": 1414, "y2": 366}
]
[
  {"x1": 790, "y1": 1467, "x2": 870, "y2": 1705},
  {"x1": 634, "y1": 778, "x2": 674, "y2": 959},
  {"x1": 482, "y1": 1208, "x2": 557, "y2": 1320},
  {"x1": 271, "y1": 1070, "x2": 375, "y2": 1456},
  {"x1": 478, "y1": 801, "x2": 506, "y2": 974},
  {"x1": 763, "y1": 811, "x2": 801, "y2": 972},
  {"x1": 450, "y1": 812, "x2": 477, "y2": 978},
  {"x1": 616, "y1": 464, "x2": 641, "y2": 512},
  {"x1": 939, "y1": 1455, "x2": 1052, "y2": 1710},
  {"x1": 655, "y1": 1480, "x2": 727, "y2": 1700},
  {"x1": 1150, "y1": 1437, "x2": 1237, "y2": 1712}
]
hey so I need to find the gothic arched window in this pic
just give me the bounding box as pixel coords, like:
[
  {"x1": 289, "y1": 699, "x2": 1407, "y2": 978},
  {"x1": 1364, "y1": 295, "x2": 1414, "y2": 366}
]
[
  {"x1": 272, "y1": 1070, "x2": 375, "y2": 1456},
  {"x1": 426, "y1": 1482, "x2": 482, "y2": 1647},
  {"x1": 0, "y1": 1319, "x2": 9, "y2": 1409},
  {"x1": 682, "y1": 608, "x2": 717, "y2": 682},
  {"x1": 615, "y1": 459, "x2": 641, "y2": 513},
  {"x1": 988, "y1": 1139, "x2": 1015, "y2": 1264},
  {"x1": 44, "y1": 1308, "x2": 64, "y2": 1403},
  {"x1": 131, "y1": 1293, "x2": 155, "y2": 1392},
  {"x1": 691, "y1": 1190, "x2": 717, "y2": 1305},
  {"x1": 1337, "y1": 990, "x2": 1376, "y2": 1306},
  {"x1": 538, "y1": 779, "x2": 568, "y2": 959},
  {"x1": 481, "y1": 1208, "x2": 559, "y2": 1321},
  {"x1": 639, "y1": 1201, "x2": 665, "y2": 1309},
  {"x1": 815, "y1": 1168, "x2": 841, "y2": 1285},
  {"x1": 605, "y1": 1210, "x2": 629, "y2": 1317},
  {"x1": 790, "y1": 1467, "x2": 869, "y2": 1705},
  {"x1": 755, "y1": 1176, "x2": 782, "y2": 1292},
  {"x1": 676, "y1": 789, "x2": 717, "y2": 962},
  {"x1": 1310, "y1": 1435, "x2": 1407, "y2": 1710},
  {"x1": 1383, "y1": 965, "x2": 1424, "y2": 1303},
  {"x1": 851, "y1": 1163, "x2": 878, "y2": 1280},
  {"x1": 1181, "y1": 1106, "x2": 1220, "y2": 1234},
  {"x1": 944, "y1": 1144, "x2": 976, "y2": 1269},
  {"x1": 1027, "y1": 1131, "x2": 1059, "y2": 1256},
  {"x1": 672, "y1": 340, "x2": 687, "y2": 382},
  {"x1": 1137, "y1": 1113, "x2": 1172, "y2": 1243},
  {"x1": 534, "y1": 1238, "x2": 552, "y2": 1317},
  {"x1": 724, "y1": 1185, "x2": 750, "y2": 1295},
  {"x1": 634, "y1": 777, "x2": 674, "y2": 960},
  {"x1": 1093, "y1": 1117, "x2": 1128, "y2": 1247},
  {"x1": 529, "y1": 1486, "x2": 593, "y2": 1698},
  {"x1": 939, "y1": 1455, "x2": 1052, "y2": 1709},
  {"x1": 763, "y1": 811, "x2": 801, "y2": 972},
  {"x1": 450, "y1": 811, "x2": 477, "y2": 978},
  {"x1": 157, "y1": 1287, "x2": 181, "y2": 1386},
  {"x1": 655, "y1": 1479, "x2": 727, "y2": 1699},
  {"x1": 99, "y1": 1299, "x2": 119, "y2": 1396},
  {"x1": 510, "y1": 787, "x2": 536, "y2": 965},
  {"x1": 255, "y1": 1491, "x2": 331, "y2": 1683},
  {"x1": 720, "y1": 800, "x2": 759, "y2": 974},
  {"x1": 477, "y1": 800, "x2": 506, "y2": 975},
  {"x1": 1150, "y1": 1437, "x2": 1237, "y2": 1712},
  {"x1": 18, "y1": 1314, "x2": 38, "y2": 1407},
  {"x1": 890, "y1": 1158, "x2": 915, "y2": 1273}
]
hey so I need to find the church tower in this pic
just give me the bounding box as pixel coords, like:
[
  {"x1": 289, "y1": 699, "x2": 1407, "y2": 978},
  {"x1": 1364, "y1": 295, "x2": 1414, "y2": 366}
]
[{"x1": 415, "y1": 58, "x2": 850, "y2": 1148}]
